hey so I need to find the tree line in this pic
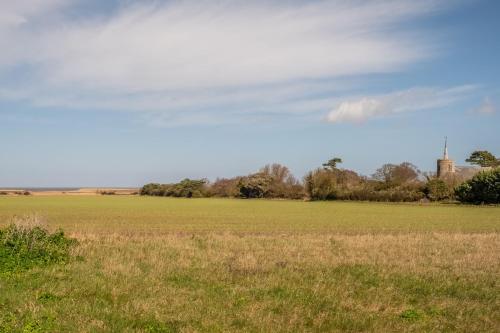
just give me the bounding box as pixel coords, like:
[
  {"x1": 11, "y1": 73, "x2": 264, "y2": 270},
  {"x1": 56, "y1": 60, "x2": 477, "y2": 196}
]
[{"x1": 140, "y1": 150, "x2": 500, "y2": 204}]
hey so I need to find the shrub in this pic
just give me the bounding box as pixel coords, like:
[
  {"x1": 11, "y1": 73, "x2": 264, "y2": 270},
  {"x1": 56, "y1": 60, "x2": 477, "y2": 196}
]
[
  {"x1": 237, "y1": 173, "x2": 272, "y2": 198},
  {"x1": 424, "y1": 178, "x2": 452, "y2": 201},
  {"x1": 305, "y1": 168, "x2": 363, "y2": 200},
  {"x1": 171, "y1": 179, "x2": 208, "y2": 198},
  {"x1": 210, "y1": 164, "x2": 304, "y2": 199},
  {"x1": 210, "y1": 177, "x2": 241, "y2": 197},
  {"x1": 100, "y1": 191, "x2": 116, "y2": 195},
  {"x1": 455, "y1": 168, "x2": 500, "y2": 204},
  {"x1": 140, "y1": 183, "x2": 163, "y2": 196},
  {"x1": 0, "y1": 215, "x2": 76, "y2": 273},
  {"x1": 140, "y1": 179, "x2": 209, "y2": 198},
  {"x1": 305, "y1": 166, "x2": 425, "y2": 202},
  {"x1": 340, "y1": 184, "x2": 425, "y2": 202},
  {"x1": 304, "y1": 169, "x2": 338, "y2": 200}
]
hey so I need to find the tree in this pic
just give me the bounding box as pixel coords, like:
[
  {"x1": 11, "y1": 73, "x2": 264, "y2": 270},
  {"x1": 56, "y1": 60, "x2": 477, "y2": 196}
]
[
  {"x1": 210, "y1": 177, "x2": 240, "y2": 197},
  {"x1": 372, "y1": 162, "x2": 421, "y2": 187},
  {"x1": 322, "y1": 157, "x2": 342, "y2": 171},
  {"x1": 171, "y1": 179, "x2": 208, "y2": 198},
  {"x1": 304, "y1": 169, "x2": 338, "y2": 200},
  {"x1": 259, "y1": 164, "x2": 304, "y2": 198},
  {"x1": 455, "y1": 168, "x2": 500, "y2": 204},
  {"x1": 237, "y1": 173, "x2": 272, "y2": 198},
  {"x1": 466, "y1": 150, "x2": 499, "y2": 167},
  {"x1": 304, "y1": 167, "x2": 362, "y2": 201}
]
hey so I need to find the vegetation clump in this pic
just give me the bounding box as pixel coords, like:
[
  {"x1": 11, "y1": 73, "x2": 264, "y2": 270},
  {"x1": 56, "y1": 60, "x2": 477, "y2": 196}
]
[
  {"x1": 305, "y1": 161, "x2": 425, "y2": 202},
  {"x1": 0, "y1": 215, "x2": 76, "y2": 274},
  {"x1": 100, "y1": 190, "x2": 116, "y2": 195},
  {"x1": 424, "y1": 178, "x2": 452, "y2": 202},
  {"x1": 455, "y1": 168, "x2": 500, "y2": 204},
  {"x1": 139, "y1": 150, "x2": 500, "y2": 204},
  {"x1": 141, "y1": 179, "x2": 209, "y2": 198},
  {"x1": 466, "y1": 150, "x2": 500, "y2": 167},
  {"x1": 141, "y1": 164, "x2": 303, "y2": 200},
  {"x1": 237, "y1": 164, "x2": 303, "y2": 199}
]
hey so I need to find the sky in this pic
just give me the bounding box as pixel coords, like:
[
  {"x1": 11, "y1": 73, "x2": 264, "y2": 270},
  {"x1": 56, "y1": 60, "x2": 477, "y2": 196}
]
[{"x1": 0, "y1": 0, "x2": 499, "y2": 187}]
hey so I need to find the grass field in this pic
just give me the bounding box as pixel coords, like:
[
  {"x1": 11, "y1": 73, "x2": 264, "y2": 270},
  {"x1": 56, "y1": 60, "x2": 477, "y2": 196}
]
[{"x1": 0, "y1": 196, "x2": 499, "y2": 332}]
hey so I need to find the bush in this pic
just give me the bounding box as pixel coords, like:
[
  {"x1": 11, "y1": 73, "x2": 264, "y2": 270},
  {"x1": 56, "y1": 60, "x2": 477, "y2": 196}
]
[
  {"x1": 172, "y1": 179, "x2": 208, "y2": 198},
  {"x1": 305, "y1": 166, "x2": 425, "y2": 202},
  {"x1": 0, "y1": 216, "x2": 76, "y2": 273},
  {"x1": 141, "y1": 179, "x2": 209, "y2": 198},
  {"x1": 237, "y1": 173, "x2": 272, "y2": 198},
  {"x1": 455, "y1": 168, "x2": 500, "y2": 204},
  {"x1": 100, "y1": 191, "x2": 116, "y2": 195},
  {"x1": 235, "y1": 164, "x2": 304, "y2": 199},
  {"x1": 210, "y1": 177, "x2": 241, "y2": 197},
  {"x1": 304, "y1": 169, "x2": 338, "y2": 200},
  {"x1": 305, "y1": 168, "x2": 363, "y2": 200},
  {"x1": 140, "y1": 183, "x2": 163, "y2": 196},
  {"x1": 424, "y1": 178, "x2": 452, "y2": 201},
  {"x1": 339, "y1": 184, "x2": 425, "y2": 202}
]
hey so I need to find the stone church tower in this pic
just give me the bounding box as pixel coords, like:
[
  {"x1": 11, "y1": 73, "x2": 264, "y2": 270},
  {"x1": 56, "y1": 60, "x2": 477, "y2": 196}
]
[{"x1": 437, "y1": 137, "x2": 455, "y2": 178}]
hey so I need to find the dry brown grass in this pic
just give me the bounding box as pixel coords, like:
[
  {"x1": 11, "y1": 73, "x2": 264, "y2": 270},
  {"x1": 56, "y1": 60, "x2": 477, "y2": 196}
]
[
  {"x1": 45, "y1": 231, "x2": 497, "y2": 332},
  {"x1": 9, "y1": 213, "x2": 49, "y2": 230},
  {"x1": 72, "y1": 232, "x2": 500, "y2": 277}
]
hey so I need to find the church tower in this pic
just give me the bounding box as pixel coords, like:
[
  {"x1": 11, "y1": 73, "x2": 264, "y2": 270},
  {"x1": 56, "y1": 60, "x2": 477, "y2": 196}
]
[{"x1": 437, "y1": 137, "x2": 455, "y2": 178}]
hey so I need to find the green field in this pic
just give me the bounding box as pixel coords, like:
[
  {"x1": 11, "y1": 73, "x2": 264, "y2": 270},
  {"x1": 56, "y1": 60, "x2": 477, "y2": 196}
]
[{"x1": 1, "y1": 196, "x2": 499, "y2": 332}]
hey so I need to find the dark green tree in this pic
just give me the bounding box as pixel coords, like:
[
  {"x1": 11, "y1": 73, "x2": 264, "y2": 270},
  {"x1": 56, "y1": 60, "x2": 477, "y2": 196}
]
[
  {"x1": 466, "y1": 150, "x2": 499, "y2": 167},
  {"x1": 455, "y1": 168, "x2": 500, "y2": 204},
  {"x1": 322, "y1": 157, "x2": 342, "y2": 171}
]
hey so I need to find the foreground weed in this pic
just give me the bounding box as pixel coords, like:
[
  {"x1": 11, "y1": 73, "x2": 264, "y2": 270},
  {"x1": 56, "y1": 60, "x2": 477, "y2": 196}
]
[{"x1": 0, "y1": 216, "x2": 76, "y2": 274}]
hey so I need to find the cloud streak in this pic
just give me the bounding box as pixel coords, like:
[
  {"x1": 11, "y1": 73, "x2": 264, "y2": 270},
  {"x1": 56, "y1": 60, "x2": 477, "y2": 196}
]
[{"x1": 0, "y1": 0, "x2": 458, "y2": 125}]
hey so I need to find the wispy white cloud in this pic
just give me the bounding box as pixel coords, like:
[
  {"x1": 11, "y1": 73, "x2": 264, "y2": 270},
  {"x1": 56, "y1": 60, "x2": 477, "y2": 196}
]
[
  {"x1": 0, "y1": 0, "x2": 460, "y2": 125},
  {"x1": 472, "y1": 97, "x2": 496, "y2": 114},
  {"x1": 326, "y1": 85, "x2": 477, "y2": 123}
]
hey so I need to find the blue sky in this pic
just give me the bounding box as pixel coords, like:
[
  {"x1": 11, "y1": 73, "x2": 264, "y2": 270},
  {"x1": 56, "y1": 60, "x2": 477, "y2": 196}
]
[{"x1": 0, "y1": 0, "x2": 499, "y2": 187}]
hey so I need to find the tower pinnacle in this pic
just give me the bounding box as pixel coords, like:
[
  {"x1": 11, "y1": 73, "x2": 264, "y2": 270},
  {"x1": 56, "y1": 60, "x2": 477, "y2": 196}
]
[{"x1": 444, "y1": 136, "x2": 448, "y2": 160}]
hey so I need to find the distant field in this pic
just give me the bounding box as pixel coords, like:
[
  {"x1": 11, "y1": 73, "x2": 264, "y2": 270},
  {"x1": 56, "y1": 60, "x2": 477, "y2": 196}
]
[
  {"x1": 0, "y1": 188, "x2": 138, "y2": 196},
  {"x1": 0, "y1": 196, "x2": 499, "y2": 332},
  {"x1": 0, "y1": 196, "x2": 499, "y2": 234}
]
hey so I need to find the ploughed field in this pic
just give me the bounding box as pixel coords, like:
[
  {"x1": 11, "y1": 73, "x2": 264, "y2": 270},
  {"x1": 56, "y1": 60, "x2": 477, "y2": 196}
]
[{"x1": 0, "y1": 196, "x2": 499, "y2": 332}]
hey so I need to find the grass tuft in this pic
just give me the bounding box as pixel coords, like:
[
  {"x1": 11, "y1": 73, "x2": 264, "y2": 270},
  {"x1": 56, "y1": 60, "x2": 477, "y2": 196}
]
[{"x1": 400, "y1": 309, "x2": 423, "y2": 321}]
